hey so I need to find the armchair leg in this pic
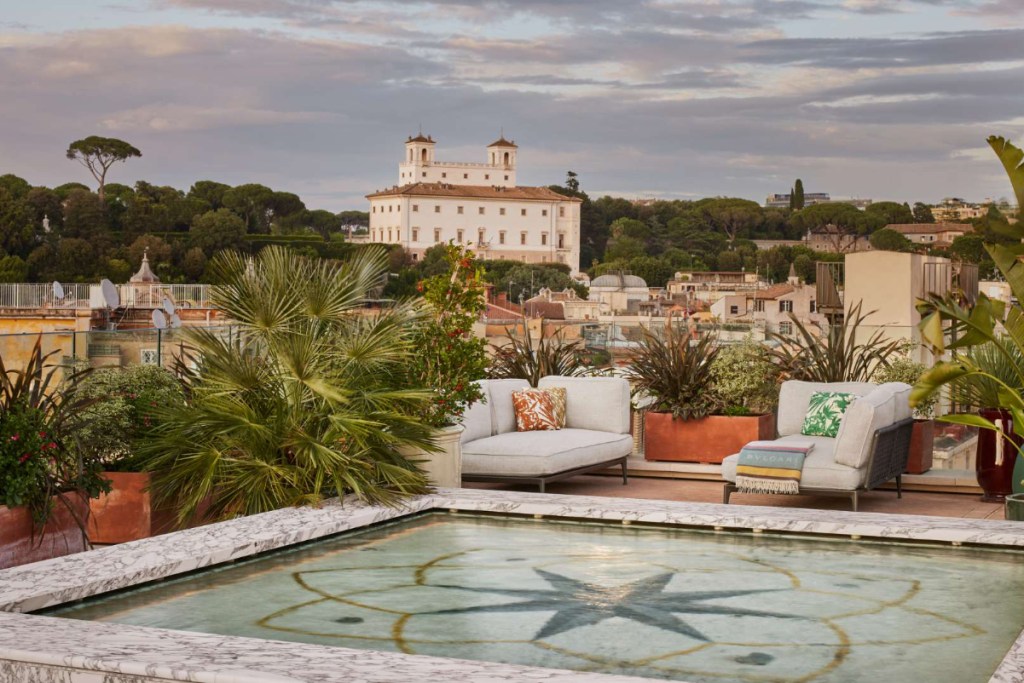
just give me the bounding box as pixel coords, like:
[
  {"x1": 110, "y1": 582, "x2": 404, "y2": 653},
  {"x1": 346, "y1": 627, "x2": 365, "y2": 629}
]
[
  {"x1": 896, "y1": 474, "x2": 903, "y2": 499},
  {"x1": 621, "y1": 461, "x2": 628, "y2": 486},
  {"x1": 539, "y1": 480, "x2": 546, "y2": 494},
  {"x1": 851, "y1": 491, "x2": 858, "y2": 512},
  {"x1": 723, "y1": 483, "x2": 733, "y2": 505}
]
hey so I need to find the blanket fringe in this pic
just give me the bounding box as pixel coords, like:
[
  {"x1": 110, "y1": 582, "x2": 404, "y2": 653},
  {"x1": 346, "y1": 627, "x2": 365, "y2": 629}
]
[{"x1": 735, "y1": 476, "x2": 800, "y2": 495}]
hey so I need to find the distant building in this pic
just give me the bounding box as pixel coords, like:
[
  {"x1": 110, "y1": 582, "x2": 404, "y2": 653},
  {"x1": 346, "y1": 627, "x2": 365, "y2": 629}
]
[
  {"x1": 932, "y1": 198, "x2": 986, "y2": 222},
  {"x1": 366, "y1": 134, "x2": 582, "y2": 273},
  {"x1": 523, "y1": 287, "x2": 603, "y2": 321},
  {"x1": 807, "y1": 226, "x2": 873, "y2": 254},
  {"x1": 711, "y1": 266, "x2": 822, "y2": 335},
  {"x1": 886, "y1": 223, "x2": 972, "y2": 249},
  {"x1": 765, "y1": 193, "x2": 872, "y2": 211},
  {"x1": 588, "y1": 273, "x2": 649, "y2": 314}
]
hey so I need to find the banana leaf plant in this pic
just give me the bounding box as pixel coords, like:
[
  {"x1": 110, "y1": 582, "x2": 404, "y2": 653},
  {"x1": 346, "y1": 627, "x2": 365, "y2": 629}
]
[{"x1": 911, "y1": 136, "x2": 1024, "y2": 459}]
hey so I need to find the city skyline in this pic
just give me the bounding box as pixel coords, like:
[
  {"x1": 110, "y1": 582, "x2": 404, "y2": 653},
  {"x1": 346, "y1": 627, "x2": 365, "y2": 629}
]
[{"x1": 2, "y1": 0, "x2": 1023, "y2": 211}]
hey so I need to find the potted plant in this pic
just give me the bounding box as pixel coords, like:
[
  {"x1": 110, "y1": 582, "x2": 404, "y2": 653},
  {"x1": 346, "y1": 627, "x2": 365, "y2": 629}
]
[
  {"x1": 629, "y1": 322, "x2": 776, "y2": 463},
  {"x1": 912, "y1": 135, "x2": 1024, "y2": 518},
  {"x1": 404, "y1": 244, "x2": 489, "y2": 487},
  {"x1": 872, "y1": 342, "x2": 939, "y2": 474},
  {"x1": 76, "y1": 365, "x2": 185, "y2": 543},
  {"x1": 138, "y1": 246, "x2": 437, "y2": 529},
  {"x1": 489, "y1": 324, "x2": 588, "y2": 387},
  {"x1": 0, "y1": 337, "x2": 109, "y2": 568}
]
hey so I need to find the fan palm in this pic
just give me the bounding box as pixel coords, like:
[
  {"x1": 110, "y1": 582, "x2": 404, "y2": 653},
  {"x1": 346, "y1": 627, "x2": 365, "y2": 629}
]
[{"x1": 140, "y1": 246, "x2": 436, "y2": 526}]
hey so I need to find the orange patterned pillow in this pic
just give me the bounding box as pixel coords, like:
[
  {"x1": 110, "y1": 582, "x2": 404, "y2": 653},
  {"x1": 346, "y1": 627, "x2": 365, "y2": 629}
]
[{"x1": 512, "y1": 389, "x2": 561, "y2": 431}]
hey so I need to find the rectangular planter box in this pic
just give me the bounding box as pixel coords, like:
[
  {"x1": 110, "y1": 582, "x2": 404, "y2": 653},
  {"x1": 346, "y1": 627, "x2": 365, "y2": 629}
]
[
  {"x1": 906, "y1": 419, "x2": 935, "y2": 475},
  {"x1": 88, "y1": 472, "x2": 180, "y2": 545},
  {"x1": 644, "y1": 412, "x2": 776, "y2": 464},
  {"x1": 0, "y1": 493, "x2": 88, "y2": 570}
]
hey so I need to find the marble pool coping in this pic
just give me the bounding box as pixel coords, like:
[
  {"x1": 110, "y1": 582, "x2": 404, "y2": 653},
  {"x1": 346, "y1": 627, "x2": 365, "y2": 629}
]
[{"x1": 1, "y1": 488, "x2": 1023, "y2": 682}]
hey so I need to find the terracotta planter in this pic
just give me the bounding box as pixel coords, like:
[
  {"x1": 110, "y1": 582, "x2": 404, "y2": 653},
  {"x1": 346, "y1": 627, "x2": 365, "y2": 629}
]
[
  {"x1": 88, "y1": 472, "x2": 180, "y2": 544},
  {"x1": 905, "y1": 419, "x2": 935, "y2": 475},
  {"x1": 399, "y1": 425, "x2": 464, "y2": 488},
  {"x1": 643, "y1": 412, "x2": 775, "y2": 463},
  {"x1": 0, "y1": 493, "x2": 89, "y2": 569},
  {"x1": 976, "y1": 409, "x2": 1021, "y2": 503}
]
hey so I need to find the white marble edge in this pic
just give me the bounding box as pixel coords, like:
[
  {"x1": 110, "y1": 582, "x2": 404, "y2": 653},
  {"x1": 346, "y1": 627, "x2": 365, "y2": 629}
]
[{"x1": 1, "y1": 487, "x2": 1023, "y2": 683}]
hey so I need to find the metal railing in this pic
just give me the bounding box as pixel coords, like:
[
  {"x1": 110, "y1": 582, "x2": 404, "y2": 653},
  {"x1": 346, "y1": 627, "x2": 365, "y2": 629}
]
[{"x1": 0, "y1": 283, "x2": 213, "y2": 310}]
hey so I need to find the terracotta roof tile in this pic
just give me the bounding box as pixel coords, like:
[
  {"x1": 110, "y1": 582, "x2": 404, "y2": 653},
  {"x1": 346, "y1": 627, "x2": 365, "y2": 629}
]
[
  {"x1": 753, "y1": 284, "x2": 795, "y2": 300},
  {"x1": 366, "y1": 182, "x2": 581, "y2": 202},
  {"x1": 487, "y1": 136, "x2": 518, "y2": 148},
  {"x1": 885, "y1": 223, "x2": 972, "y2": 235}
]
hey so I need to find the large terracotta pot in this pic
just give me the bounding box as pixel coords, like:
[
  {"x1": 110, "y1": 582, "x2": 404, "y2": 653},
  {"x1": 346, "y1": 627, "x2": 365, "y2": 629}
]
[
  {"x1": 399, "y1": 425, "x2": 464, "y2": 488},
  {"x1": 976, "y1": 408, "x2": 1021, "y2": 503},
  {"x1": 906, "y1": 419, "x2": 935, "y2": 475},
  {"x1": 0, "y1": 493, "x2": 89, "y2": 569},
  {"x1": 88, "y1": 472, "x2": 180, "y2": 544},
  {"x1": 644, "y1": 412, "x2": 775, "y2": 463}
]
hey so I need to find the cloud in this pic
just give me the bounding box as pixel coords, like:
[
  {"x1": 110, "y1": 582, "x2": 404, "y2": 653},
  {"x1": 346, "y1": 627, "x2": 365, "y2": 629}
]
[{"x1": 100, "y1": 105, "x2": 337, "y2": 132}]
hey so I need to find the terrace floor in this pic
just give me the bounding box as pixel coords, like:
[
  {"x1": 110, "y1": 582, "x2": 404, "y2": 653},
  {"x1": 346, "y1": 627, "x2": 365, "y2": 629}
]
[{"x1": 466, "y1": 474, "x2": 1006, "y2": 519}]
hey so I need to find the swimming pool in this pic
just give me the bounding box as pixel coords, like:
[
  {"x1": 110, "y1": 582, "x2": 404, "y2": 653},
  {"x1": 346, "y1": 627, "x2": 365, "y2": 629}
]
[
  {"x1": 3, "y1": 489, "x2": 1024, "y2": 682},
  {"x1": 44, "y1": 512, "x2": 1024, "y2": 682}
]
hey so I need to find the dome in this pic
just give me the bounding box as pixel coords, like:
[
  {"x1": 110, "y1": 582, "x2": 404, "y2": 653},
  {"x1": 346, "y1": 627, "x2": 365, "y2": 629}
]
[
  {"x1": 129, "y1": 251, "x2": 160, "y2": 284},
  {"x1": 590, "y1": 273, "x2": 647, "y2": 289}
]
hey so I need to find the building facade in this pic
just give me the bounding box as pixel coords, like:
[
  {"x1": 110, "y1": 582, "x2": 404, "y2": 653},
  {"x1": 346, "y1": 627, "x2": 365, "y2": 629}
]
[
  {"x1": 886, "y1": 223, "x2": 972, "y2": 248},
  {"x1": 367, "y1": 134, "x2": 582, "y2": 273}
]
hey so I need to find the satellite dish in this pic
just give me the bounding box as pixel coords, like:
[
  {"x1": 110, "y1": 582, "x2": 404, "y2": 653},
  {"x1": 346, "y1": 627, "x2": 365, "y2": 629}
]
[
  {"x1": 151, "y1": 309, "x2": 167, "y2": 329},
  {"x1": 170, "y1": 313, "x2": 183, "y2": 329},
  {"x1": 100, "y1": 279, "x2": 120, "y2": 308},
  {"x1": 52, "y1": 281, "x2": 64, "y2": 299},
  {"x1": 162, "y1": 297, "x2": 175, "y2": 315}
]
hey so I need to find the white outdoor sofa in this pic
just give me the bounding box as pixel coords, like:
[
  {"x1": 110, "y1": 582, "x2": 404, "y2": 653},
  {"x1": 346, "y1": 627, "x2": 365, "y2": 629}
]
[
  {"x1": 460, "y1": 376, "x2": 633, "y2": 492},
  {"x1": 721, "y1": 380, "x2": 915, "y2": 511}
]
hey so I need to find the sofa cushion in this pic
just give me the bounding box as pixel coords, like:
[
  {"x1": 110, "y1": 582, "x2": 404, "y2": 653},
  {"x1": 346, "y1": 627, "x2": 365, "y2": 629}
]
[
  {"x1": 538, "y1": 375, "x2": 631, "y2": 434},
  {"x1": 487, "y1": 379, "x2": 531, "y2": 434},
  {"x1": 801, "y1": 391, "x2": 857, "y2": 438},
  {"x1": 459, "y1": 380, "x2": 492, "y2": 445},
  {"x1": 877, "y1": 382, "x2": 913, "y2": 421},
  {"x1": 512, "y1": 389, "x2": 561, "y2": 431},
  {"x1": 833, "y1": 386, "x2": 898, "y2": 469},
  {"x1": 777, "y1": 381, "x2": 876, "y2": 437},
  {"x1": 722, "y1": 435, "x2": 863, "y2": 490},
  {"x1": 462, "y1": 429, "x2": 633, "y2": 477}
]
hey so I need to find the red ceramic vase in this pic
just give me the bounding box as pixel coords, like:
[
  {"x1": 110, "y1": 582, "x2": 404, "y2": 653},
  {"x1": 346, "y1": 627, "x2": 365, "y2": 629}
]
[{"x1": 976, "y1": 409, "x2": 1022, "y2": 503}]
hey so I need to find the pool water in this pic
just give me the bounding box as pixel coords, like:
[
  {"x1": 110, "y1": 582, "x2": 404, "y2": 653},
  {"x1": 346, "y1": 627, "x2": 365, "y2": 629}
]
[{"x1": 48, "y1": 513, "x2": 1024, "y2": 682}]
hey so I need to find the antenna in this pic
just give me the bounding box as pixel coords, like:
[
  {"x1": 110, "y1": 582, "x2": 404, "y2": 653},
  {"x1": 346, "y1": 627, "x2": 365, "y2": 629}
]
[
  {"x1": 52, "y1": 281, "x2": 64, "y2": 300},
  {"x1": 170, "y1": 313, "x2": 183, "y2": 329},
  {"x1": 151, "y1": 309, "x2": 167, "y2": 329},
  {"x1": 100, "y1": 279, "x2": 120, "y2": 308},
  {"x1": 162, "y1": 297, "x2": 175, "y2": 315}
]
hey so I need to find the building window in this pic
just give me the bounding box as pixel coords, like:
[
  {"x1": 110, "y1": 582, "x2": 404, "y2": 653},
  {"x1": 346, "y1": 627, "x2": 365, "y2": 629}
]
[
  {"x1": 485, "y1": 174, "x2": 490, "y2": 180},
  {"x1": 542, "y1": 209, "x2": 548, "y2": 217},
  {"x1": 442, "y1": 172, "x2": 447, "y2": 178},
  {"x1": 457, "y1": 206, "x2": 464, "y2": 214},
  {"x1": 810, "y1": 300, "x2": 816, "y2": 313},
  {"x1": 478, "y1": 228, "x2": 485, "y2": 244},
  {"x1": 499, "y1": 208, "x2": 506, "y2": 216},
  {"x1": 463, "y1": 173, "x2": 468, "y2": 179},
  {"x1": 396, "y1": 205, "x2": 400, "y2": 212},
  {"x1": 504, "y1": 175, "x2": 509, "y2": 181},
  {"x1": 412, "y1": 204, "x2": 419, "y2": 212},
  {"x1": 372, "y1": 206, "x2": 376, "y2": 213},
  {"x1": 387, "y1": 229, "x2": 392, "y2": 241},
  {"x1": 779, "y1": 321, "x2": 793, "y2": 336},
  {"x1": 557, "y1": 233, "x2": 564, "y2": 249},
  {"x1": 559, "y1": 206, "x2": 565, "y2": 217},
  {"x1": 479, "y1": 207, "x2": 485, "y2": 215},
  {"x1": 422, "y1": 172, "x2": 426, "y2": 177},
  {"x1": 521, "y1": 208, "x2": 527, "y2": 216},
  {"x1": 389, "y1": 205, "x2": 393, "y2": 213},
  {"x1": 412, "y1": 228, "x2": 419, "y2": 241},
  {"x1": 434, "y1": 205, "x2": 441, "y2": 213},
  {"x1": 541, "y1": 233, "x2": 548, "y2": 246},
  {"x1": 412, "y1": 253, "x2": 418, "y2": 261},
  {"x1": 779, "y1": 300, "x2": 793, "y2": 313},
  {"x1": 457, "y1": 229, "x2": 464, "y2": 243},
  {"x1": 754, "y1": 300, "x2": 765, "y2": 312},
  {"x1": 499, "y1": 231, "x2": 506, "y2": 245},
  {"x1": 434, "y1": 228, "x2": 441, "y2": 242},
  {"x1": 730, "y1": 305, "x2": 739, "y2": 315},
  {"x1": 521, "y1": 232, "x2": 527, "y2": 245}
]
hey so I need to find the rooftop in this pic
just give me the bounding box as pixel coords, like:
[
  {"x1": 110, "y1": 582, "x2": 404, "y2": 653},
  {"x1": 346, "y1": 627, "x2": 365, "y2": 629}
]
[
  {"x1": 366, "y1": 182, "x2": 579, "y2": 202},
  {"x1": 886, "y1": 223, "x2": 974, "y2": 235}
]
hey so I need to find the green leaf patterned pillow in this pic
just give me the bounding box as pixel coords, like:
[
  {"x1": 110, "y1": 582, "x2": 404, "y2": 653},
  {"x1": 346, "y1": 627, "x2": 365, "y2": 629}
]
[{"x1": 801, "y1": 391, "x2": 857, "y2": 438}]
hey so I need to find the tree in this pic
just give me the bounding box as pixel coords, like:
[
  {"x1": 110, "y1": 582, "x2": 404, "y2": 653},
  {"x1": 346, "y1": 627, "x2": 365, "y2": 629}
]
[
  {"x1": 869, "y1": 228, "x2": 913, "y2": 252},
  {"x1": 603, "y1": 235, "x2": 646, "y2": 261},
  {"x1": 188, "y1": 181, "x2": 231, "y2": 209},
  {"x1": 699, "y1": 198, "x2": 763, "y2": 244},
  {"x1": 912, "y1": 202, "x2": 935, "y2": 223},
  {"x1": 716, "y1": 250, "x2": 742, "y2": 271},
  {"x1": 182, "y1": 247, "x2": 208, "y2": 281},
  {"x1": 128, "y1": 235, "x2": 172, "y2": 270},
  {"x1": 53, "y1": 238, "x2": 98, "y2": 282},
  {"x1": 62, "y1": 189, "x2": 110, "y2": 241},
  {"x1": 306, "y1": 209, "x2": 342, "y2": 238},
  {"x1": 66, "y1": 136, "x2": 141, "y2": 201},
  {"x1": 190, "y1": 208, "x2": 246, "y2": 255},
  {"x1": 0, "y1": 255, "x2": 28, "y2": 282},
  {"x1": 0, "y1": 174, "x2": 31, "y2": 199},
  {"x1": 565, "y1": 170, "x2": 579, "y2": 193},
  {"x1": 789, "y1": 202, "x2": 882, "y2": 253},
  {"x1": 793, "y1": 179, "x2": 805, "y2": 210},
  {"x1": 866, "y1": 201, "x2": 914, "y2": 225},
  {"x1": 222, "y1": 183, "x2": 275, "y2": 233}
]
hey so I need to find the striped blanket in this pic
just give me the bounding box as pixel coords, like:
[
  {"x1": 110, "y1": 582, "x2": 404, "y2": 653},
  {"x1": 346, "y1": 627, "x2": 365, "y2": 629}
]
[{"x1": 735, "y1": 440, "x2": 816, "y2": 495}]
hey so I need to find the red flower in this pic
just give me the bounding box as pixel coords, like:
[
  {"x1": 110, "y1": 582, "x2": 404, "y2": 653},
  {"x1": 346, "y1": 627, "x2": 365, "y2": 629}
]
[
  {"x1": 9, "y1": 434, "x2": 18, "y2": 441},
  {"x1": 38, "y1": 431, "x2": 47, "y2": 438},
  {"x1": 18, "y1": 453, "x2": 31, "y2": 464},
  {"x1": 416, "y1": 281, "x2": 424, "y2": 293}
]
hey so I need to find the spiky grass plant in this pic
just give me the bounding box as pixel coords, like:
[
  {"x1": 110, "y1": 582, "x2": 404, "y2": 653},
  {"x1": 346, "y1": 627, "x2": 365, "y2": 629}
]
[
  {"x1": 627, "y1": 321, "x2": 721, "y2": 420},
  {"x1": 488, "y1": 323, "x2": 589, "y2": 387},
  {"x1": 140, "y1": 246, "x2": 436, "y2": 526}
]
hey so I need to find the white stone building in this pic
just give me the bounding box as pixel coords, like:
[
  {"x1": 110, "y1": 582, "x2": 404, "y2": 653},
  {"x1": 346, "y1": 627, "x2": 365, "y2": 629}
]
[{"x1": 366, "y1": 134, "x2": 582, "y2": 273}]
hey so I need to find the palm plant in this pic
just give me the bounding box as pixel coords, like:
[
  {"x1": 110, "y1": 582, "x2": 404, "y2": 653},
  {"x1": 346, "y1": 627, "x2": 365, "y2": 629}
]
[
  {"x1": 768, "y1": 301, "x2": 902, "y2": 383},
  {"x1": 627, "y1": 320, "x2": 721, "y2": 420},
  {"x1": 489, "y1": 323, "x2": 589, "y2": 387},
  {"x1": 139, "y1": 246, "x2": 436, "y2": 527},
  {"x1": 912, "y1": 136, "x2": 1024, "y2": 449}
]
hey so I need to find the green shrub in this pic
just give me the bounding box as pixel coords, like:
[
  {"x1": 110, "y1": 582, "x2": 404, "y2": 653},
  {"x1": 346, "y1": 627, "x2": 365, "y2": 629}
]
[{"x1": 709, "y1": 339, "x2": 780, "y2": 415}]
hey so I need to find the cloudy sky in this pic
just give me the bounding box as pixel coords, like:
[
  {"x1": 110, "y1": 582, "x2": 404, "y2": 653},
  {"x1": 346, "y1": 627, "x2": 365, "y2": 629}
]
[{"x1": 1, "y1": 0, "x2": 1023, "y2": 211}]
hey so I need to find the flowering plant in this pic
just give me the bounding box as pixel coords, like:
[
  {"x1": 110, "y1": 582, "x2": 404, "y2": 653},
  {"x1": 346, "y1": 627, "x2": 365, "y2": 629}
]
[
  {"x1": 409, "y1": 243, "x2": 488, "y2": 428},
  {"x1": 0, "y1": 403, "x2": 54, "y2": 512}
]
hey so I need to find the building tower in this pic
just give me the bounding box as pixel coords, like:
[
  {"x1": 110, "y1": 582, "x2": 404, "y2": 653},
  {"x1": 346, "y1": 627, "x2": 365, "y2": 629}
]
[
  {"x1": 487, "y1": 135, "x2": 517, "y2": 171},
  {"x1": 400, "y1": 133, "x2": 436, "y2": 185}
]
